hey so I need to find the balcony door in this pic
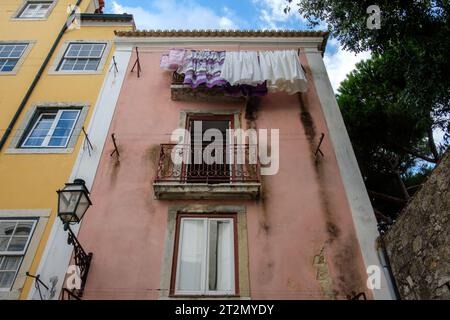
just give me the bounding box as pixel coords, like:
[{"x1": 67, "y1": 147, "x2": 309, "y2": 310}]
[{"x1": 186, "y1": 115, "x2": 233, "y2": 183}]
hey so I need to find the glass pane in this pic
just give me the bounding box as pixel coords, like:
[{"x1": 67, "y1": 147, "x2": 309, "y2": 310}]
[
  {"x1": 7, "y1": 237, "x2": 28, "y2": 252},
  {"x1": 0, "y1": 222, "x2": 16, "y2": 236},
  {"x1": 0, "y1": 271, "x2": 16, "y2": 289},
  {"x1": 51, "y1": 128, "x2": 71, "y2": 138},
  {"x1": 73, "y1": 60, "x2": 87, "y2": 71},
  {"x1": 0, "y1": 60, "x2": 17, "y2": 72},
  {"x1": 92, "y1": 44, "x2": 105, "y2": 51},
  {"x1": 23, "y1": 137, "x2": 45, "y2": 147},
  {"x1": 29, "y1": 128, "x2": 49, "y2": 138},
  {"x1": 60, "y1": 110, "x2": 79, "y2": 120},
  {"x1": 59, "y1": 191, "x2": 82, "y2": 214},
  {"x1": 208, "y1": 220, "x2": 233, "y2": 292},
  {"x1": 48, "y1": 137, "x2": 66, "y2": 147},
  {"x1": 85, "y1": 59, "x2": 100, "y2": 71},
  {"x1": 23, "y1": 114, "x2": 55, "y2": 147},
  {"x1": 177, "y1": 219, "x2": 205, "y2": 292},
  {"x1": 0, "y1": 47, "x2": 12, "y2": 58},
  {"x1": 14, "y1": 222, "x2": 34, "y2": 236},
  {"x1": 0, "y1": 237, "x2": 10, "y2": 251},
  {"x1": 60, "y1": 59, "x2": 75, "y2": 71},
  {"x1": 79, "y1": 50, "x2": 91, "y2": 57},
  {"x1": 0, "y1": 256, "x2": 21, "y2": 271}
]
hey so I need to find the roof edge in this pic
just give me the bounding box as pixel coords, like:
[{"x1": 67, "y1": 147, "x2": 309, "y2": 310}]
[{"x1": 114, "y1": 30, "x2": 329, "y2": 51}]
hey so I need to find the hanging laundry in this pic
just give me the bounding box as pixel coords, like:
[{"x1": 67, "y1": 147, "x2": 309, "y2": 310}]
[
  {"x1": 160, "y1": 54, "x2": 170, "y2": 70},
  {"x1": 221, "y1": 51, "x2": 265, "y2": 86},
  {"x1": 183, "y1": 50, "x2": 227, "y2": 88},
  {"x1": 224, "y1": 82, "x2": 268, "y2": 97},
  {"x1": 259, "y1": 50, "x2": 308, "y2": 94},
  {"x1": 160, "y1": 48, "x2": 187, "y2": 71}
]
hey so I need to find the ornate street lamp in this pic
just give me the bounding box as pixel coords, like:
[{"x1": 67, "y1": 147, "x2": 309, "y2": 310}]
[
  {"x1": 57, "y1": 179, "x2": 92, "y2": 225},
  {"x1": 57, "y1": 179, "x2": 93, "y2": 297}
]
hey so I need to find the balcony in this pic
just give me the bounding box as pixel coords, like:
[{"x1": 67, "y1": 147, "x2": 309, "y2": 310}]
[
  {"x1": 153, "y1": 144, "x2": 261, "y2": 200},
  {"x1": 170, "y1": 72, "x2": 244, "y2": 102}
]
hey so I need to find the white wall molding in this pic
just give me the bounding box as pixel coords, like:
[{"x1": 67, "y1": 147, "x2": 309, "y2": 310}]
[
  {"x1": 304, "y1": 50, "x2": 395, "y2": 300},
  {"x1": 27, "y1": 45, "x2": 133, "y2": 300},
  {"x1": 115, "y1": 36, "x2": 325, "y2": 50}
]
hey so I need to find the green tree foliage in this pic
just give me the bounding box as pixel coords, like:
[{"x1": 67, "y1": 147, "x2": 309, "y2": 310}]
[
  {"x1": 337, "y1": 56, "x2": 437, "y2": 219},
  {"x1": 285, "y1": 0, "x2": 450, "y2": 219}
]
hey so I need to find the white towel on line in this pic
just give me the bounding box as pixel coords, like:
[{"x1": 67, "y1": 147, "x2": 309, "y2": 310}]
[
  {"x1": 259, "y1": 50, "x2": 308, "y2": 94},
  {"x1": 220, "y1": 50, "x2": 307, "y2": 94},
  {"x1": 221, "y1": 51, "x2": 264, "y2": 86}
]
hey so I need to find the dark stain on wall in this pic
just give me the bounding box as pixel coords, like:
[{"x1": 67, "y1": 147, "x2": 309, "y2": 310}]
[
  {"x1": 144, "y1": 144, "x2": 161, "y2": 178},
  {"x1": 332, "y1": 235, "x2": 366, "y2": 297},
  {"x1": 298, "y1": 92, "x2": 366, "y2": 297},
  {"x1": 109, "y1": 148, "x2": 121, "y2": 187},
  {"x1": 298, "y1": 93, "x2": 341, "y2": 243}
]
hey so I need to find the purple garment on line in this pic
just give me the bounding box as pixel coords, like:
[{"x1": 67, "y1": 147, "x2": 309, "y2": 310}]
[
  {"x1": 183, "y1": 50, "x2": 227, "y2": 89},
  {"x1": 225, "y1": 82, "x2": 268, "y2": 97}
]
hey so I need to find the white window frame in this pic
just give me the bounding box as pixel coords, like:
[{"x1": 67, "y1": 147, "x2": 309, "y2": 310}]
[
  {"x1": 17, "y1": 1, "x2": 54, "y2": 19},
  {"x1": 174, "y1": 217, "x2": 235, "y2": 296},
  {"x1": 0, "y1": 219, "x2": 37, "y2": 292},
  {"x1": 0, "y1": 43, "x2": 28, "y2": 73},
  {"x1": 21, "y1": 109, "x2": 81, "y2": 148},
  {"x1": 58, "y1": 43, "x2": 106, "y2": 72}
]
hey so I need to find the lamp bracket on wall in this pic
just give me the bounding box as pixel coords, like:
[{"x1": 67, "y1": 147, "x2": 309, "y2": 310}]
[
  {"x1": 315, "y1": 133, "x2": 325, "y2": 159},
  {"x1": 109, "y1": 55, "x2": 119, "y2": 75},
  {"x1": 110, "y1": 133, "x2": 120, "y2": 160},
  {"x1": 131, "y1": 47, "x2": 142, "y2": 78},
  {"x1": 82, "y1": 127, "x2": 94, "y2": 156},
  {"x1": 26, "y1": 272, "x2": 49, "y2": 300}
]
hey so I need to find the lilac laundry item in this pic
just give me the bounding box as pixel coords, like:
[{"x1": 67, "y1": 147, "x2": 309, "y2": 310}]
[
  {"x1": 160, "y1": 48, "x2": 187, "y2": 71},
  {"x1": 160, "y1": 54, "x2": 171, "y2": 71},
  {"x1": 183, "y1": 50, "x2": 227, "y2": 88}
]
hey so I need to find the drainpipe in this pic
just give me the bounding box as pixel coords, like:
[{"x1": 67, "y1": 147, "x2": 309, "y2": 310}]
[
  {"x1": 0, "y1": 0, "x2": 83, "y2": 151},
  {"x1": 378, "y1": 235, "x2": 401, "y2": 299}
]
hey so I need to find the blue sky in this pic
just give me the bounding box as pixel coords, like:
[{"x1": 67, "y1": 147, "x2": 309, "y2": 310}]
[{"x1": 107, "y1": 0, "x2": 372, "y2": 92}]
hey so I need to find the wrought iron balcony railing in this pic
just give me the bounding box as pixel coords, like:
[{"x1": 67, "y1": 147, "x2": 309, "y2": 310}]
[{"x1": 155, "y1": 144, "x2": 261, "y2": 184}]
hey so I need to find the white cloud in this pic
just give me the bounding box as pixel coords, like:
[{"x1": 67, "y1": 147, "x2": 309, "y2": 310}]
[
  {"x1": 324, "y1": 39, "x2": 371, "y2": 92},
  {"x1": 111, "y1": 0, "x2": 238, "y2": 30},
  {"x1": 252, "y1": 0, "x2": 307, "y2": 29}
]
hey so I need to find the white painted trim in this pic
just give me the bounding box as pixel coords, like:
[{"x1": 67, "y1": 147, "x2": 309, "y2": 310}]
[
  {"x1": 0, "y1": 209, "x2": 51, "y2": 217},
  {"x1": 0, "y1": 41, "x2": 35, "y2": 76},
  {"x1": 304, "y1": 50, "x2": 394, "y2": 300},
  {"x1": 114, "y1": 36, "x2": 325, "y2": 50},
  {"x1": 11, "y1": 0, "x2": 58, "y2": 21},
  {"x1": 27, "y1": 45, "x2": 133, "y2": 300},
  {"x1": 5, "y1": 102, "x2": 90, "y2": 154},
  {"x1": 48, "y1": 40, "x2": 112, "y2": 75},
  {"x1": 80, "y1": 21, "x2": 134, "y2": 27}
]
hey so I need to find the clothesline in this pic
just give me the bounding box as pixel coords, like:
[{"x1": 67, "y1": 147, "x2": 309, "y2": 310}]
[{"x1": 160, "y1": 48, "x2": 308, "y2": 96}]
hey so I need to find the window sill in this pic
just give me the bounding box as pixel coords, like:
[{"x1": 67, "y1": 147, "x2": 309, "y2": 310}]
[
  {"x1": 5, "y1": 147, "x2": 74, "y2": 154},
  {"x1": 48, "y1": 70, "x2": 104, "y2": 75},
  {"x1": 153, "y1": 182, "x2": 261, "y2": 200},
  {"x1": 0, "y1": 72, "x2": 19, "y2": 76},
  {"x1": 10, "y1": 18, "x2": 49, "y2": 21},
  {"x1": 0, "y1": 290, "x2": 20, "y2": 300}
]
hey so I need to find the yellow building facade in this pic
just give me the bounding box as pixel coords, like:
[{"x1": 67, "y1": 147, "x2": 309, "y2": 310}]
[{"x1": 0, "y1": 0, "x2": 134, "y2": 299}]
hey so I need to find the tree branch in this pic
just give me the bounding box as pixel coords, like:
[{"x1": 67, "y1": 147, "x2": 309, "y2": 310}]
[
  {"x1": 427, "y1": 126, "x2": 440, "y2": 162},
  {"x1": 396, "y1": 145, "x2": 438, "y2": 163},
  {"x1": 368, "y1": 190, "x2": 407, "y2": 205}
]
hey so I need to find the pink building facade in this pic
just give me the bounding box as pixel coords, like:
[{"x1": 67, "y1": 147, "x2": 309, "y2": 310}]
[{"x1": 72, "y1": 31, "x2": 394, "y2": 300}]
